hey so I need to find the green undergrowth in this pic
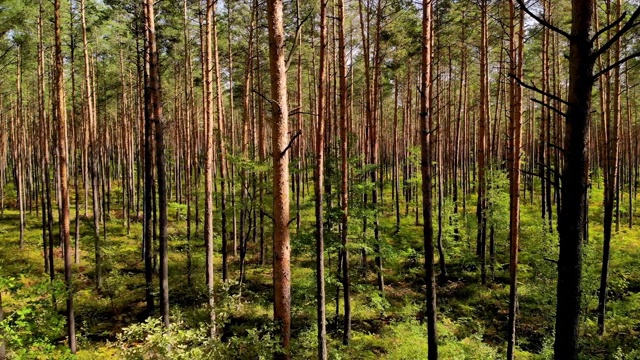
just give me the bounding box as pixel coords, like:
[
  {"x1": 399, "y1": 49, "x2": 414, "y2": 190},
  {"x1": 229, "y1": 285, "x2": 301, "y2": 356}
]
[{"x1": 0, "y1": 175, "x2": 639, "y2": 359}]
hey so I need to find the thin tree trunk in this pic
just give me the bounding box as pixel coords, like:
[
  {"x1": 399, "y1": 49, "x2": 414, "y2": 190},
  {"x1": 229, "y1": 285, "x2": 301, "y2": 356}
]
[
  {"x1": 81, "y1": 0, "x2": 102, "y2": 291},
  {"x1": 477, "y1": 0, "x2": 489, "y2": 286},
  {"x1": 421, "y1": 0, "x2": 437, "y2": 358},
  {"x1": 315, "y1": 0, "x2": 328, "y2": 357},
  {"x1": 37, "y1": 2, "x2": 51, "y2": 275},
  {"x1": 266, "y1": 0, "x2": 292, "y2": 355},
  {"x1": 54, "y1": 0, "x2": 76, "y2": 351},
  {"x1": 183, "y1": 0, "x2": 194, "y2": 285},
  {"x1": 337, "y1": 0, "x2": 351, "y2": 344},
  {"x1": 69, "y1": 3, "x2": 81, "y2": 264},
  {"x1": 0, "y1": 291, "x2": 4, "y2": 359},
  {"x1": 211, "y1": 0, "x2": 229, "y2": 283},
  {"x1": 203, "y1": 0, "x2": 217, "y2": 338},
  {"x1": 507, "y1": 3, "x2": 523, "y2": 358},
  {"x1": 393, "y1": 79, "x2": 401, "y2": 233},
  {"x1": 14, "y1": 48, "x2": 25, "y2": 250},
  {"x1": 142, "y1": 0, "x2": 155, "y2": 318},
  {"x1": 597, "y1": 0, "x2": 621, "y2": 336},
  {"x1": 144, "y1": 0, "x2": 169, "y2": 327}
]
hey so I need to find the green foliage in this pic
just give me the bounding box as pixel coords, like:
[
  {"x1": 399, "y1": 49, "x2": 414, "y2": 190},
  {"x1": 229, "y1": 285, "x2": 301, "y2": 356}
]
[
  {"x1": 116, "y1": 316, "x2": 211, "y2": 360},
  {"x1": 116, "y1": 315, "x2": 281, "y2": 360},
  {"x1": 0, "y1": 273, "x2": 72, "y2": 359},
  {"x1": 485, "y1": 167, "x2": 509, "y2": 232}
]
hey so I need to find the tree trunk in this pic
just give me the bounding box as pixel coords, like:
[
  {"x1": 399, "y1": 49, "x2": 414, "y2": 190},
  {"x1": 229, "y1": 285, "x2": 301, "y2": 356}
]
[
  {"x1": 266, "y1": 0, "x2": 292, "y2": 355},
  {"x1": 315, "y1": 0, "x2": 328, "y2": 357},
  {"x1": 203, "y1": 0, "x2": 217, "y2": 338},
  {"x1": 54, "y1": 0, "x2": 77, "y2": 352},
  {"x1": 69, "y1": 3, "x2": 81, "y2": 264},
  {"x1": 14, "y1": 48, "x2": 25, "y2": 250},
  {"x1": 372, "y1": 0, "x2": 384, "y2": 294},
  {"x1": 211, "y1": 0, "x2": 229, "y2": 283},
  {"x1": 554, "y1": 1, "x2": 594, "y2": 358},
  {"x1": 477, "y1": 0, "x2": 489, "y2": 286},
  {"x1": 421, "y1": 0, "x2": 438, "y2": 358},
  {"x1": 142, "y1": 0, "x2": 155, "y2": 318},
  {"x1": 393, "y1": 79, "x2": 401, "y2": 233},
  {"x1": 144, "y1": 0, "x2": 169, "y2": 328},
  {"x1": 81, "y1": 0, "x2": 102, "y2": 291},
  {"x1": 337, "y1": 0, "x2": 351, "y2": 344},
  {"x1": 183, "y1": 0, "x2": 194, "y2": 286},
  {"x1": 507, "y1": 3, "x2": 523, "y2": 359},
  {"x1": 597, "y1": 0, "x2": 621, "y2": 336},
  {"x1": 0, "y1": 291, "x2": 4, "y2": 359}
]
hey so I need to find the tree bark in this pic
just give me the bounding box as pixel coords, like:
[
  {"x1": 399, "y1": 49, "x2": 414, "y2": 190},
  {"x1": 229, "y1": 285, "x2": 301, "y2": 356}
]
[
  {"x1": 597, "y1": 0, "x2": 621, "y2": 336},
  {"x1": 142, "y1": 0, "x2": 155, "y2": 319},
  {"x1": 477, "y1": 0, "x2": 489, "y2": 286},
  {"x1": 54, "y1": 0, "x2": 77, "y2": 352},
  {"x1": 203, "y1": 0, "x2": 218, "y2": 338},
  {"x1": 81, "y1": 0, "x2": 102, "y2": 291},
  {"x1": 315, "y1": 0, "x2": 328, "y2": 357},
  {"x1": 144, "y1": 0, "x2": 169, "y2": 328},
  {"x1": 14, "y1": 48, "x2": 25, "y2": 250},
  {"x1": 507, "y1": 3, "x2": 523, "y2": 359},
  {"x1": 554, "y1": 1, "x2": 594, "y2": 358},
  {"x1": 266, "y1": 0, "x2": 292, "y2": 355},
  {"x1": 421, "y1": 0, "x2": 438, "y2": 358},
  {"x1": 0, "y1": 291, "x2": 4, "y2": 359},
  {"x1": 211, "y1": 0, "x2": 229, "y2": 283},
  {"x1": 337, "y1": 0, "x2": 351, "y2": 344}
]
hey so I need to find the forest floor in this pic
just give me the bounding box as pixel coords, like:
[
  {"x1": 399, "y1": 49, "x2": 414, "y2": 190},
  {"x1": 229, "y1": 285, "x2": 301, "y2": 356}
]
[{"x1": 1, "y1": 182, "x2": 640, "y2": 359}]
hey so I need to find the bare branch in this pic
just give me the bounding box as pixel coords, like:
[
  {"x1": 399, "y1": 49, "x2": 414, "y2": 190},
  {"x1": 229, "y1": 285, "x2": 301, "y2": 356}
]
[
  {"x1": 262, "y1": 210, "x2": 274, "y2": 222},
  {"x1": 509, "y1": 73, "x2": 569, "y2": 106},
  {"x1": 592, "y1": 6, "x2": 640, "y2": 59},
  {"x1": 289, "y1": 110, "x2": 317, "y2": 117},
  {"x1": 591, "y1": 11, "x2": 628, "y2": 41},
  {"x1": 535, "y1": 161, "x2": 562, "y2": 180},
  {"x1": 0, "y1": 44, "x2": 16, "y2": 63},
  {"x1": 288, "y1": 106, "x2": 301, "y2": 115},
  {"x1": 593, "y1": 50, "x2": 640, "y2": 79},
  {"x1": 531, "y1": 97, "x2": 566, "y2": 117},
  {"x1": 515, "y1": 0, "x2": 571, "y2": 40},
  {"x1": 520, "y1": 169, "x2": 541, "y2": 178},
  {"x1": 418, "y1": 126, "x2": 439, "y2": 136},
  {"x1": 285, "y1": 10, "x2": 313, "y2": 70},
  {"x1": 547, "y1": 142, "x2": 566, "y2": 153},
  {"x1": 252, "y1": 89, "x2": 276, "y2": 105},
  {"x1": 520, "y1": 169, "x2": 560, "y2": 188},
  {"x1": 280, "y1": 129, "x2": 302, "y2": 157}
]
